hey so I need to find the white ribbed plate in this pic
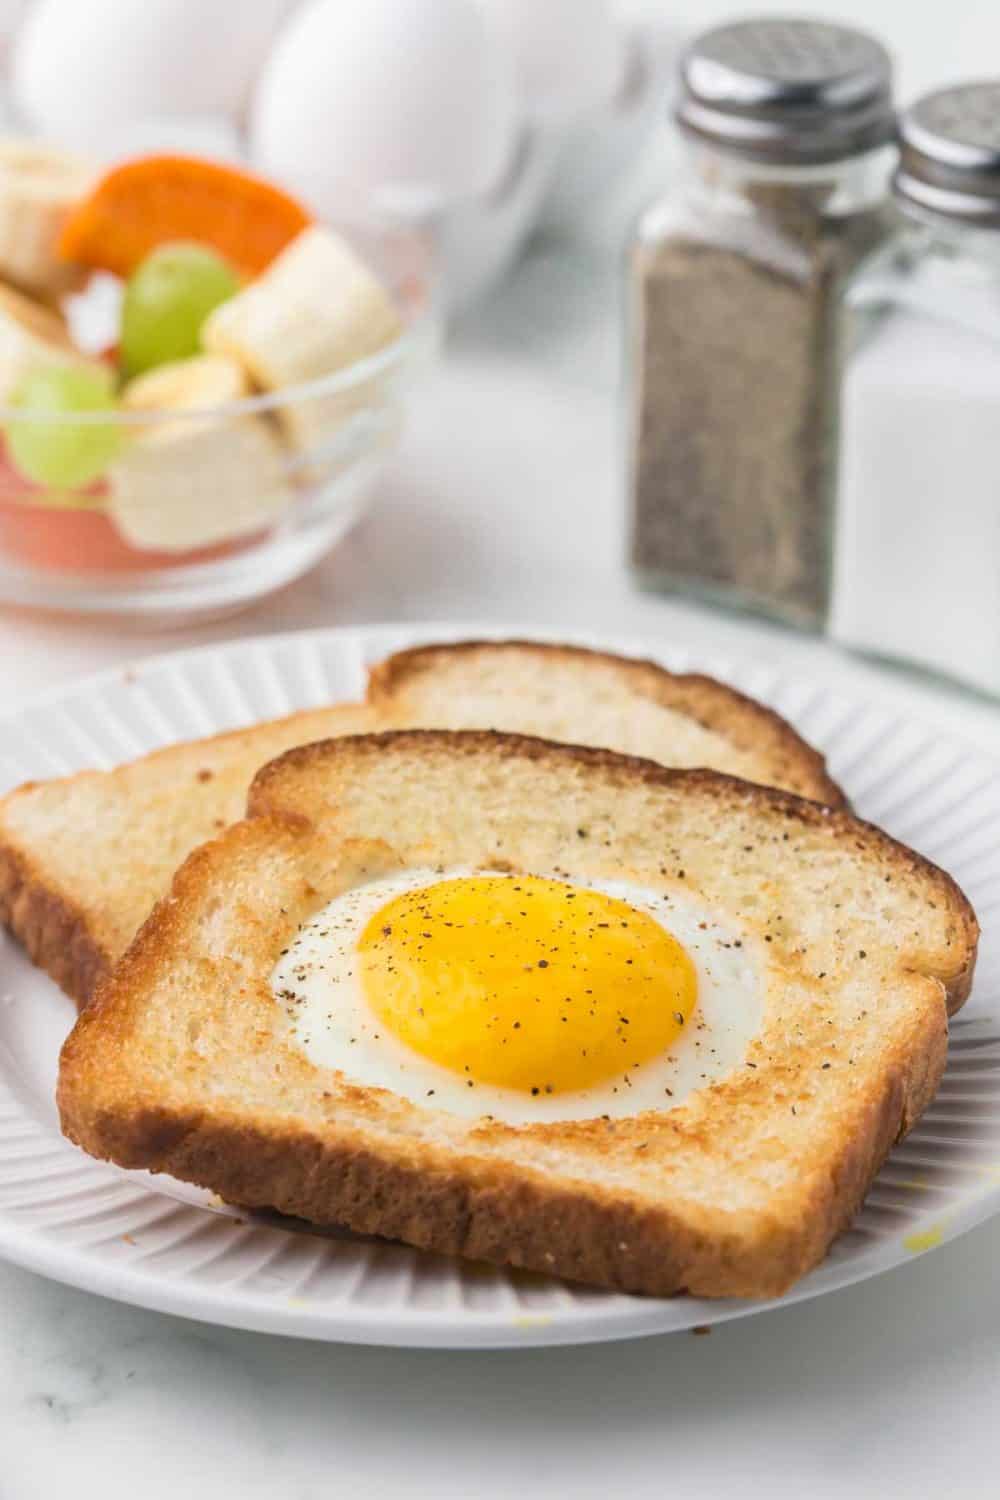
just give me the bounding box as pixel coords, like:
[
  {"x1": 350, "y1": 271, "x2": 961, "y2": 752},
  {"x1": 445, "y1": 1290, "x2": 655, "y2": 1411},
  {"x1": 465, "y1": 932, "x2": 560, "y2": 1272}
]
[{"x1": 1, "y1": 622, "x2": 1000, "y2": 1348}]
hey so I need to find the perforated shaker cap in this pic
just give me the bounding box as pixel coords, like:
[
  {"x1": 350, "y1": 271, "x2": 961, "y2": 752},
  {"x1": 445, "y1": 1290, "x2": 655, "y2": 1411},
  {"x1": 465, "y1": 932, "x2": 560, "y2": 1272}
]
[
  {"x1": 676, "y1": 17, "x2": 894, "y2": 164},
  {"x1": 895, "y1": 82, "x2": 1000, "y2": 225}
]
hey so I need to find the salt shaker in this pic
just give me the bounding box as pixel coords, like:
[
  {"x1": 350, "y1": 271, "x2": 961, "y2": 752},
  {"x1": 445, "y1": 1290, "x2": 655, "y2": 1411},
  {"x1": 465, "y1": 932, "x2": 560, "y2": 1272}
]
[
  {"x1": 626, "y1": 18, "x2": 896, "y2": 629},
  {"x1": 833, "y1": 82, "x2": 1000, "y2": 696}
]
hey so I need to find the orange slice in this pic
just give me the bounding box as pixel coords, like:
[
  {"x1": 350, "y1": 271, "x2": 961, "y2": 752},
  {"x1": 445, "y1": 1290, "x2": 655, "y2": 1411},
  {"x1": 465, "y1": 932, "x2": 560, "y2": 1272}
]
[{"x1": 58, "y1": 155, "x2": 312, "y2": 279}]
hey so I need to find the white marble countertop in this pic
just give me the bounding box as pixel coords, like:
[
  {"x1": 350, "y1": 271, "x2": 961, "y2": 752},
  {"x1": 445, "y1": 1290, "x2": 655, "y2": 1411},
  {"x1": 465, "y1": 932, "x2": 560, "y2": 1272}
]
[{"x1": 3, "y1": 239, "x2": 1000, "y2": 1498}]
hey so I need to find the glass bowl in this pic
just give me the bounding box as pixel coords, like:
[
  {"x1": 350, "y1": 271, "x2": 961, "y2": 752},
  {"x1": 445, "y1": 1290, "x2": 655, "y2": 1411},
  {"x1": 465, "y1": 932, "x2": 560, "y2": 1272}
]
[{"x1": 0, "y1": 226, "x2": 438, "y2": 622}]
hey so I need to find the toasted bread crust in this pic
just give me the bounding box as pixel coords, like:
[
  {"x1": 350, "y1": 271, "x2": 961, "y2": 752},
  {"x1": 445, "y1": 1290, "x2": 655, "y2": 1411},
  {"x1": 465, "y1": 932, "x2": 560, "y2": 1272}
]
[
  {"x1": 62, "y1": 995, "x2": 945, "y2": 1299},
  {"x1": 60, "y1": 731, "x2": 976, "y2": 1297},
  {"x1": 369, "y1": 640, "x2": 846, "y2": 806},
  {"x1": 0, "y1": 830, "x2": 108, "y2": 1004},
  {"x1": 0, "y1": 701, "x2": 376, "y2": 1009}
]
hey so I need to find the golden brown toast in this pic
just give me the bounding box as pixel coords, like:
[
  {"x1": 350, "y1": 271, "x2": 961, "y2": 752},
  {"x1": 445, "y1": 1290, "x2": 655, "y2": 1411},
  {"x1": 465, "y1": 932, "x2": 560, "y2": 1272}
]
[
  {"x1": 58, "y1": 731, "x2": 976, "y2": 1299},
  {"x1": 0, "y1": 640, "x2": 843, "y2": 1007}
]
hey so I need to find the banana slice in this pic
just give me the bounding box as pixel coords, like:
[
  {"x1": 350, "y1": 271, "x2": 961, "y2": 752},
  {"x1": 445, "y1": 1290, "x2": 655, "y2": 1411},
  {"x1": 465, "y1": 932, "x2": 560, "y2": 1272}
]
[
  {"x1": 122, "y1": 353, "x2": 250, "y2": 414},
  {"x1": 202, "y1": 225, "x2": 402, "y2": 458},
  {"x1": 0, "y1": 140, "x2": 96, "y2": 297},
  {"x1": 0, "y1": 281, "x2": 99, "y2": 399},
  {"x1": 108, "y1": 353, "x2": 291, "y2": 553}
]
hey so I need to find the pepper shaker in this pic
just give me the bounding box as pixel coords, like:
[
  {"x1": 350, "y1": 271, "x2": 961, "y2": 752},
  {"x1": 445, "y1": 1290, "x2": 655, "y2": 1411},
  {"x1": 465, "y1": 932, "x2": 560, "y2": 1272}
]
[{"x1": 626, "y1": 18, "x2": 896, "y2": 629}]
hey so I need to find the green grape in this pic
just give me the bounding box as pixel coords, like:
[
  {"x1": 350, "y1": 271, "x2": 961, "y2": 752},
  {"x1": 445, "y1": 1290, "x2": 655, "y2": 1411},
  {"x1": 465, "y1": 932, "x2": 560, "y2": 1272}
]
[
  {"x1": 5, "y1": 365, "x2": 122, "y2": 488},
  {"x1": 121, "y1": 241, "x2": 239, "y2": 378}
]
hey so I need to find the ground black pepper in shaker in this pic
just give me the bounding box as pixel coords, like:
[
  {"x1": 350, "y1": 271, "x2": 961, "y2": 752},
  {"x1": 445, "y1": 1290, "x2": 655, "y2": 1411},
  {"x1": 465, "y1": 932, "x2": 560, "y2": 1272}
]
[{"x1": 626, "y1": 18, "x2": 896, "y2": 628}]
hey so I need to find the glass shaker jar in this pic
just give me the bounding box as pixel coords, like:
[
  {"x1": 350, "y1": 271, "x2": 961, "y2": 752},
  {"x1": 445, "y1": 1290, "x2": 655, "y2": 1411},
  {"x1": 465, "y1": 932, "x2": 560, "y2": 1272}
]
[
  {"x1": 832, "y1": 82, "x2": 1000, "y2": 696},
  {"x1": 627, "y1": 18, "x2": 896, "y2": 629}
]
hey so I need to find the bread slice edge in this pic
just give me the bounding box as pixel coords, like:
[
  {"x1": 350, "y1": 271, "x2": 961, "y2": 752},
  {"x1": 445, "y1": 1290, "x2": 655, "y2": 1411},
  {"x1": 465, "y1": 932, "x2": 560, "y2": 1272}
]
[
  {"x1": 0, "y1": 825, "x2": 110, "y2": 1002},
  {"x1": 60, "y1": 1001, "x2": 944, "y2": 1301},
  {"x1": 369, "y1": 639, "x2": 847, "y2": 807}
]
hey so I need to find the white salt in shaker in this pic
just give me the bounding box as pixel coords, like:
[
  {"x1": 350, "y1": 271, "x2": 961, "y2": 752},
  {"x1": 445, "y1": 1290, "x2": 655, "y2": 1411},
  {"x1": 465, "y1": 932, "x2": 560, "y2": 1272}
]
[{"x1": 833, "y1": 82, "x2": 1000, "y2": 695}]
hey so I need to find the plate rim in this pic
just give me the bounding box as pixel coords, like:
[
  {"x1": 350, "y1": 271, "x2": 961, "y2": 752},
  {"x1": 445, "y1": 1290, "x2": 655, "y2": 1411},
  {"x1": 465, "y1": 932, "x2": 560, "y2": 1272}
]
[{"x1": 0, "y1": 1173, "x2": 996, "y2": 1350}]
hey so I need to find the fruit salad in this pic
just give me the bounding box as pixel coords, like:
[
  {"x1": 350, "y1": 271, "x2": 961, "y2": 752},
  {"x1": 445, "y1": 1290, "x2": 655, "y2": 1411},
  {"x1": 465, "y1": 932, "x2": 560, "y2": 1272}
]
[{"x1": 0, "y1": 147, "x2": 413, "y2": 581}]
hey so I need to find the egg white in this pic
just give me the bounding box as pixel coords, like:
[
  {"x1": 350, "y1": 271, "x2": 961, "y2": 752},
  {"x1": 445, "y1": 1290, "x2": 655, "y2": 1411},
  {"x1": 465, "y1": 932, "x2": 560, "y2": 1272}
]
[{"x1": 271, "y1": 867, "x2": 765, "y2": 1124}]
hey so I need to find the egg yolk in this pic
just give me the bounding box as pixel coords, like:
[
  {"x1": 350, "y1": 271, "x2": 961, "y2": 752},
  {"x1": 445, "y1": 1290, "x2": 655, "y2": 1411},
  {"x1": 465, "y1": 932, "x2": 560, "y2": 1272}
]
[{"x1": 357, "y1": 875, "x2": 697, "y2": 1096}]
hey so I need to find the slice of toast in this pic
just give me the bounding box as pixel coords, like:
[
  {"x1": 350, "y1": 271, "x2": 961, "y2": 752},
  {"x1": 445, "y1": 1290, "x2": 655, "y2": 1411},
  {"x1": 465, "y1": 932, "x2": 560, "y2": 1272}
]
[
  {"x1": 58, "y1": 730, "x2": 977, "y2": 1299},
  {"x1": 369, "y1": 640, "x2": 842, "y2": 805},
  {"x1": 0, "y1": 702, "x2": 376, "y2": 1005},
  {"x1": 0, "y1": 640, "x2": 843, "y2": 1008}
]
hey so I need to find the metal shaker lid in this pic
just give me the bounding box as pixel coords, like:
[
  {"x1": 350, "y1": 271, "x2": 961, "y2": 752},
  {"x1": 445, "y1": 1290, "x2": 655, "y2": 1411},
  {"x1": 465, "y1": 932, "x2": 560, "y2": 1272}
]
[
  {"x1": 676, "y1": 18, "x2": 894, "y2": 164},
  {"x1": 895, "y1": 82, "x2": 1000, "y2": 224}
]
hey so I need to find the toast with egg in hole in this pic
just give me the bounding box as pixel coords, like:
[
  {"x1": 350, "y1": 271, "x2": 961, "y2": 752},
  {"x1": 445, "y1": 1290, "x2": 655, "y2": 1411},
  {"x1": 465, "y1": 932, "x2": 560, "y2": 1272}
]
[
  {"x1": 0, "y1": 639, "x2": 843, "y2": 1010},
  {"x1": 58, "y1": 730, "x2": 977, "y2": 1299}
]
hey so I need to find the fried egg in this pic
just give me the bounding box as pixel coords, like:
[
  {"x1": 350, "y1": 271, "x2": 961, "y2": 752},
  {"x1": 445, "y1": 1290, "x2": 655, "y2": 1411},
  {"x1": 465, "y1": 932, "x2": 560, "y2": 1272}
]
[{"x1": 272, "y1": 868, "x2": 764, "y2": 1123}]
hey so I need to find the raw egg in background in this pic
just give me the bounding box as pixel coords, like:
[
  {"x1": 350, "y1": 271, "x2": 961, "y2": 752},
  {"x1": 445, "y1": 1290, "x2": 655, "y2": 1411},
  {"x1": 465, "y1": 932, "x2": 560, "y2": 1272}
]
[
  {"x1": 85, "y1": 116, "x2": 244, "y2": 169},
  {"x1": 0, "y1": 1, "x2": 27, "y2": 51},
  {"x1": 477, "y1": 0, "x2": 628, "y2": 121},
  {"x1": 11, "y1": 0, "x2": 294, "y2": 144},
  {"x1": 272, "y1": 868, "x2": 765, "y2": 1125},
  {"x1": 250, "y1": 0, "x2": 521, "y2": 221}
]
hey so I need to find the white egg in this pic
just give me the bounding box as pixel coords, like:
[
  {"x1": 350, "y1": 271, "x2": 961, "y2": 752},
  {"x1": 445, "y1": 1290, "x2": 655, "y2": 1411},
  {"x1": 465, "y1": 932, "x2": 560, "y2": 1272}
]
[
  {"x1": 272, "y1": 867, "x2": 765, "y2": 1125},
  {"x1": 12, "y1": 0, "x2": 292, "y2": 143},
  {"x1": 98, "y1": 116, "x2": 244, "y2": 168},
  {"x1": 250, "y1": 0, "x2": 520, "y2": 218},
  {"x1": 478, "y1": 0, "x2": 626, "y2": 119},
  {"x1": 0, "y1": 0, "x2": 28, "y2": 46}
]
